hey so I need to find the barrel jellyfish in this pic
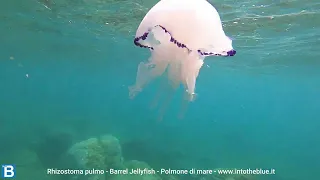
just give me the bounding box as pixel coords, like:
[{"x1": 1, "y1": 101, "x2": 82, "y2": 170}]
[{"x1": 129, "y1": 0, "x2": 236, "y2": 119}]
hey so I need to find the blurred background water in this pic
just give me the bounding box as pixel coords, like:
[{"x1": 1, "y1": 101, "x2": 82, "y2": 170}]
[{"x1": 0, "y1": 0, "x2": 319, "y2": 180}]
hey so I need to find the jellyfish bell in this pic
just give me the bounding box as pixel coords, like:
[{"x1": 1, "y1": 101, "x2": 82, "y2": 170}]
[{"x1": 129, "y1": 0, "x2": 236, "y2": 119}]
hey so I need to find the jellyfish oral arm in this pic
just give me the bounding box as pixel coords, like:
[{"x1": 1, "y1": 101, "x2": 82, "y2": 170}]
[{"x1": 128, "y1": 52, "x2": 169, "y2": 99}]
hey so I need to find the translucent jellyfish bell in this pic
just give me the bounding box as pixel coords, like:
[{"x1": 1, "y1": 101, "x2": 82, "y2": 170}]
[{"x1": 129, "y1": 0, "x2": 236, "y2": 120}]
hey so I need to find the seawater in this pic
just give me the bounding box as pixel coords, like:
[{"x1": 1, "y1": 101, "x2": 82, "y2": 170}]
[{"x1": 0, "y1": 0, "x2": 319, "y2": 180}]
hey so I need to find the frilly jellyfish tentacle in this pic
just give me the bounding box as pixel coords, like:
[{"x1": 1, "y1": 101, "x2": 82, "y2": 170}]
[
  {"x1": 133, "y1": 25, "x2": 236, "y2": 57},
  {"x1": 129, "y1": 51, "x2": 169, "y2": 99}
]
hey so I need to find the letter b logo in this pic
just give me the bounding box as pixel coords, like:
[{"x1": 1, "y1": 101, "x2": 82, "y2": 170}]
[{"x1": 1, "y1": 165, "x2": 15, "y2": 178}]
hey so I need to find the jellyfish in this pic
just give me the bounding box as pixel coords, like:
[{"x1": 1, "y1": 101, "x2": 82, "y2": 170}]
[{"x1": 129, "y1": 0, "x2": 236, "y2": 119}]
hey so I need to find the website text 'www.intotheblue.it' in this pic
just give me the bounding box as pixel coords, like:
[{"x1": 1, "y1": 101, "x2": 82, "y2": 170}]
[{"x1": 215, "y1": 168, "x2": 276, "y2": 175}]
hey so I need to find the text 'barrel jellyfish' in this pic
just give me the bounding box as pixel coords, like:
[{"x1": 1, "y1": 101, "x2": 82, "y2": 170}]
[{"x1": 129, "y1": 0, "x2": 236, "y2": 120}]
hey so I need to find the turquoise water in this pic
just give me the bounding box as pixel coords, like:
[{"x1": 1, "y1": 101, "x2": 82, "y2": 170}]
[{"x1": 0, "y1": 0, "x2": 319, "y2": 180}]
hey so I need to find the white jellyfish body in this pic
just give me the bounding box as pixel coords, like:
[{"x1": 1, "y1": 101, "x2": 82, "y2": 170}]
[{"x1": 129, "y1": 0, "x2": 236, "y2": 117}]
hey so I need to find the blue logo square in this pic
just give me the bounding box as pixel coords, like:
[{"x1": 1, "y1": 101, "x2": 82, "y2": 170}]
[{"x1": 1, "y1": 165, "x2": 15, "y2": 178}]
